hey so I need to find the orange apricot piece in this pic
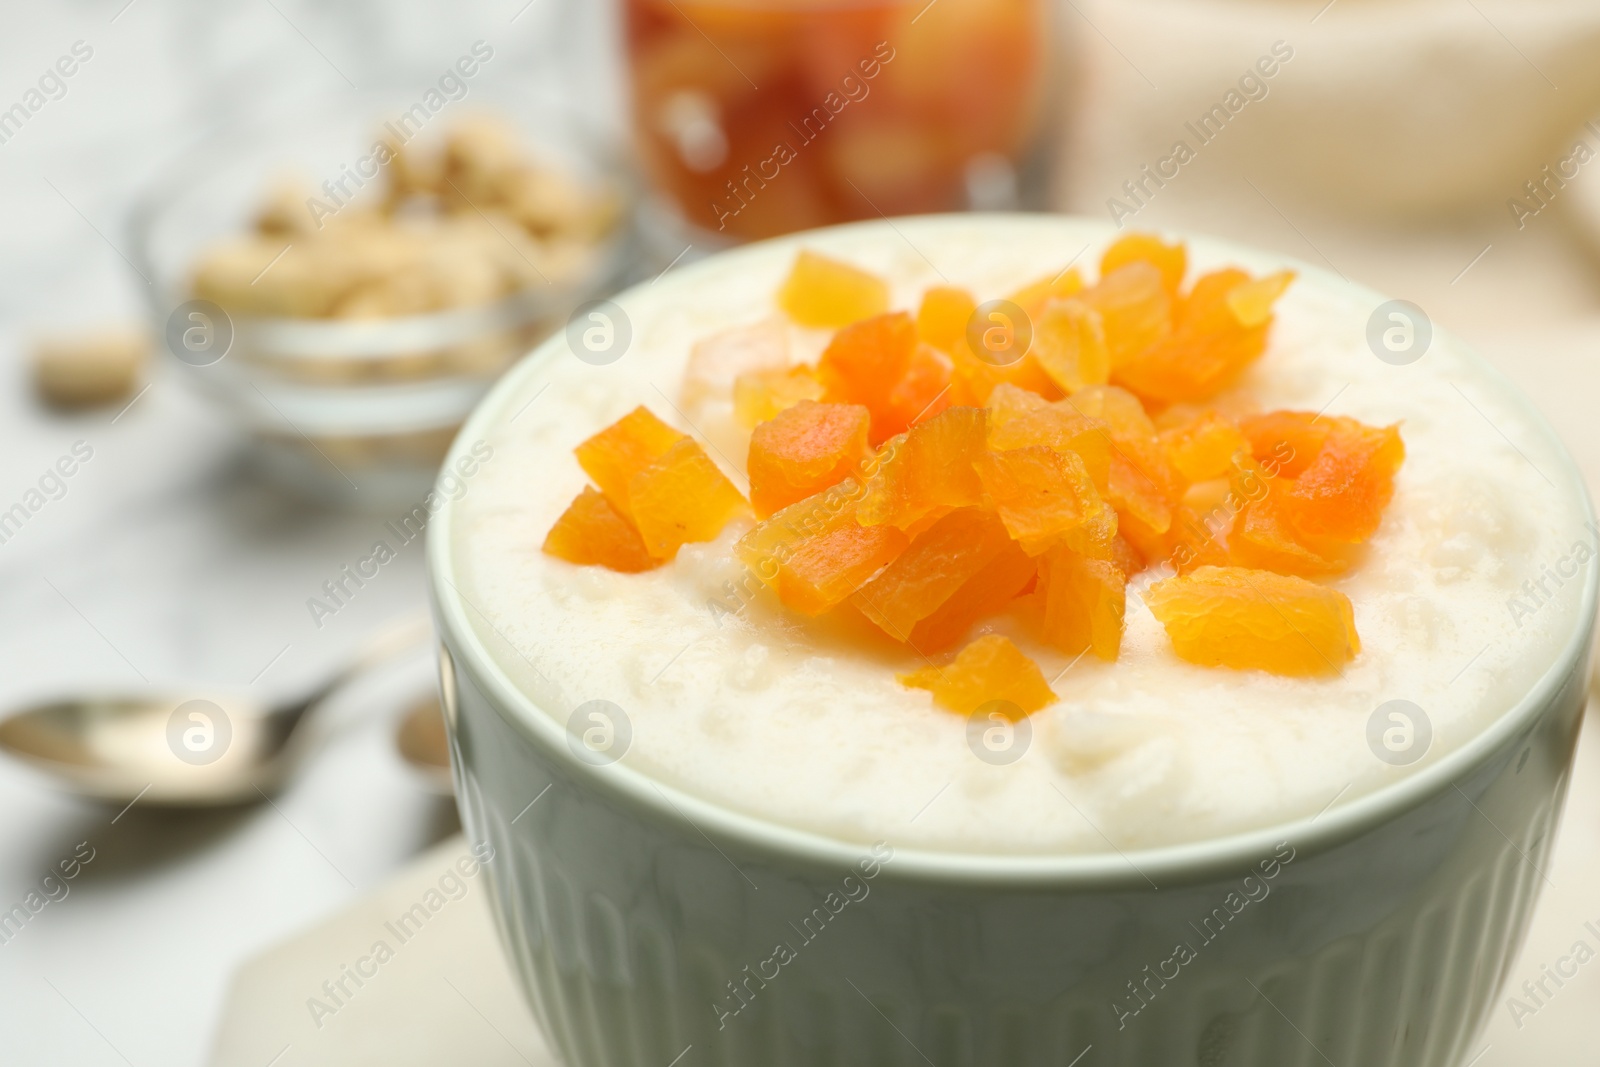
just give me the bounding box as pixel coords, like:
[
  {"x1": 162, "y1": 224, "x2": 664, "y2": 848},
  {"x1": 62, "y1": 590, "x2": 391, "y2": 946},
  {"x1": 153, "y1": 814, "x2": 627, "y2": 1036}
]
[
  {"x1": 747, "y1": 400, "x2": 872, "y2": 518},
  {"x1": 1145, "y1": 565, "x2": 1360, "y2": 676},
  {"x1": 1229, "y1": 496, "x2": 1347, "y2": 576},
  {"x1": 542, "y1": 487, "x2": 661, "y2": 573},
  {"x1": 575, "y1": 406, "x2": 686, "y2": 517},
  {"x1": 1237, "y1": 410, "x2": 1328, "y2": 477},
  {"x1": 776, "y1": 249, "x2": 889, "y2": 329},
  {"x1": 986, "y1": 384, "x2": 1113, "y2": 491},
  {"x1": 733, "y1": 365, "x2": 825, "y2": 428},
  {"x1": 628, "y1": 438, "x2": 748, "y2": 559},
  {"x1": 1066, "y1": 384, "x2": 1181, "y2": 534},
  {"x1": 853, "y1": 507, "x2": 1013, "y2": 642},
  {"x1": 1038, "y1": 546, "x2": 1126, "y2": 660},
  {"x1": 1114, "y1": 268, "x2": 1290, "y2": 404},
  {"x1": 947, "y1": 345, "x2": 1061, "y2": 407},
  {"x1": 1281, "y1": 420, "x2": 1404, "y2": 543},
  {"x1": 977, "y1": 445, "x2": 1117, "y2": 557},
  {"x1": 908, "y1": 540, "x2": 1037, "y2": 652},
  {"x1": 817, "y1": 311, "x2": 918, "y2": 442},
  {"x1": 882, "y1": 342, "x2": 955, "y2": 436},
  {"x1": 1030, "y1": 299, "x2": 1110, "y2": 394},
  {"x1": 1122, "y1": 503, "x2": 1228, "y2": 576},
  {"x1": 859, "y1": 406, "x2": 988, "y2": 530},
  {"x1": 1160, "y1": 411, "x2": 1250, "y2": 483},
  {"x1": 1079, "y1": 261, "x2": 1172, "y2": 368},
  {"x1": 916, "y1": 285, "x2": 978, "y2": 351},
  {"x1": 734, "y1": 481, "x2": 908, "y2": 616},
  {"x1": 899, "y1": 634, "x2": 1057, "y2": 715},
  {"x1": 1100, "y1": 233, "x2": 1187, "y2": 297},
  {"x1": 776, "y1": 521, "x2": 910, "y2": 616}
]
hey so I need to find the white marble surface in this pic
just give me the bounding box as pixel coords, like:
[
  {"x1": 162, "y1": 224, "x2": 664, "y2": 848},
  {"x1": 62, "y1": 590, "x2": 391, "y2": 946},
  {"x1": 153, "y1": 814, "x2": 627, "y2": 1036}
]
[
  {"x1": 0, "y1": 3, "x2": 614, "y2": 1065},
  {"x1": 2, "y1": 1, "x2": 1599, "y2": 1065}
]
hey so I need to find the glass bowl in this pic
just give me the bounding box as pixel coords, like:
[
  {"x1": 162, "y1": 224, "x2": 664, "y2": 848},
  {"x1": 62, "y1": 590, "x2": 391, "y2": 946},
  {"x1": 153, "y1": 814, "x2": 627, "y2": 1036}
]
[{"x1": 130, "y1": 90, "x2": 637, "y2": 508}]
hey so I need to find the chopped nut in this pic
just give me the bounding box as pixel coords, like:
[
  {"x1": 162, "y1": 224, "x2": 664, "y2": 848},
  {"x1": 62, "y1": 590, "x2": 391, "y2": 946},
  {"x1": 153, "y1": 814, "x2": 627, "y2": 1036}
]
[{"x1": 32, "y1": 329, "x2": 148, "y2": 409}]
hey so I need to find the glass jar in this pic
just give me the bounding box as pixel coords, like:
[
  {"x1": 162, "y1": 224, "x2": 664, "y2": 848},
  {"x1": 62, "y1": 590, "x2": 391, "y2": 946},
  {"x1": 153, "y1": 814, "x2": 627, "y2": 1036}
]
[{"x1": 623, "y1": 0, "x2": 1057, "y2": 243}]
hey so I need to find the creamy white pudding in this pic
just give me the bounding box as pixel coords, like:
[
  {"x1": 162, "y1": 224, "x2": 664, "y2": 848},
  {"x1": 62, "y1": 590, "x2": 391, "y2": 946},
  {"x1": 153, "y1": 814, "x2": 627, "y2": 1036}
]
[{"x1": 449, "y1": 216, "x2": 1591, "y2": 854}]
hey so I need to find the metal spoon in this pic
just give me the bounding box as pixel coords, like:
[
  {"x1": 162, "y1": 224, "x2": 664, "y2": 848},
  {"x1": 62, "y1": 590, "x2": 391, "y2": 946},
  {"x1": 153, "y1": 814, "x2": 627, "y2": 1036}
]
[{"x1": 0, "y1": 616, "x2": 432, "y2": 807}]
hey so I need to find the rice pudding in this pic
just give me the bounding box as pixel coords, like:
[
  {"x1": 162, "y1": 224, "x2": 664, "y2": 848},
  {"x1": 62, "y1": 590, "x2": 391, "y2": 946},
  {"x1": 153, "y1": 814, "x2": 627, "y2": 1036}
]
[{"x1": 450, "y1": 215, "x2": 1591, "y2": 854}]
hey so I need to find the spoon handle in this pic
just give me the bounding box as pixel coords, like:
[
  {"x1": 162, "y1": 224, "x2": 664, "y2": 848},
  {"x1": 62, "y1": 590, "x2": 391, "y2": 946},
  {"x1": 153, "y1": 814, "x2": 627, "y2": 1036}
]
[{"x1": 282, "y1": 612, "x2": 434, "y2": 719}]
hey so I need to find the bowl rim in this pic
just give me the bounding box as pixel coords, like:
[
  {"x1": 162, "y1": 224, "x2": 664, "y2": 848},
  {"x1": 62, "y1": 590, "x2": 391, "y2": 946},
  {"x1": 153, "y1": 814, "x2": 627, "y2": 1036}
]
[{"x1": 427, "y1": 212, "x2": 1599, "y2": 888}]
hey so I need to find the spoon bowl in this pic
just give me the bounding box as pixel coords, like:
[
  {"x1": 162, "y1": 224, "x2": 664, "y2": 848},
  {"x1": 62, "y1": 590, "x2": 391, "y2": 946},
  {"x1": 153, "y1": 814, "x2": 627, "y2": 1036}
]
[
  {"x1": 0, "y1": 615, "x2": 432, "y2": 806},
  {"x1": 0, "y1": 692, "x2": 300, "y2": 806}
]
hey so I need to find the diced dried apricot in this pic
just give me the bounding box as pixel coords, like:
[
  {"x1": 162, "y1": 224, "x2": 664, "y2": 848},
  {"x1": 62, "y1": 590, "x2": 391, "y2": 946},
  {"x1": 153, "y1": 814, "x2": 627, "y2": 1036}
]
[
  {"x1": 986, "y1": 384, "x2": 1112, "y2": 491},
  {"x1": 681, "y1": 319, "x2": 788, "y2": 409},
  {"x1": 542, "y1": 487, "x2": 661, "y2": 573},
  {"x1": 1281, "y1": 420, "x2": 1404, "y2": 543},
  {"x1": 1009, "y1": 266, "x2": 1085, "y2": 321},
  {"x1": 1079, "y1": 262, "x2": 1172, "y2": 367},
  {"x1": 777, "y1": 521, "x2": 909, "y2": 616},
  {"x1": 777, "y1": 250, "x2": 889, "y2": 329},
  {"x1": 733, "y1": 365, "x2": 824, "y2": 427},
  {"x1": 1038, "y1": 546, "x2": 1125, "y2": 660},
  {"x1": 1110, "y1": 533, "x2": 1145, "y2": 578},
  {"x1": 948, "y1": 348, "x2": 1056, "y2": 406},
  {"x1": 817, "y1": 311, "x2": 917, "y2": 441},
  {"x1": 1229, "y1": 496, "x2": 1346, "y2": 576},
  {"x1": 1145, "y1": 565, "x2": 1360, "y2": 676},
  {"x1": 1227, "y1": 270, "x2": 1295, "y2": 327},
  {"x1": 853, "y1": 507, "x2": 1013, "y2": 642},
  {"x1": 899, "y1": 634, "x2": 1057, "y2": 715},
  {"x1": 575, "y1": 406, "x2": 686, "y2": 516},
  {"x1": 747, "y1": 400, "x2": 872, "y2": 518},
  {"x1": 1066, "y1": 385, "x2": 1180, "y2": 534},
  {"x1": 1161, "y1": 411, "x2": 1250, "y2": 483},
  {"x1": 629, "y1": 439, "x2": 748, "y2": 559},
  {"x1": 859, "y1": 406, "x2": 987, "y2": 530},
  {"x1": 910, "y1": 540, "x2": 1037, "y2": 652},
  {"x1": 1121, "y1": 503, "x2": 1228, "y2": 576},
  {"x1": 735, "y1": 481, "x2": 907, "y2": 616},
  {"x1": 1099, "y1": 233, "x2": 1187, "y2": 297},
  {"x1": 916, "y1": 285, "x2": 978, "y2": 351},
  {"x1": 882, "y1": 342, "x2": 954, "y2": 435},
  {"x1": 1114, "y1": 269, "x2": 1291, "y2": 404},
  {"x1": 1030, "y1": 299, "x2": 1110, "y2": 394},
  {"x1": 1238, "y1": 410, "x2": 1327, "y2": 477},
  {"x1": 978, "y1": 445, "x2": 1116, "y2": 557}
]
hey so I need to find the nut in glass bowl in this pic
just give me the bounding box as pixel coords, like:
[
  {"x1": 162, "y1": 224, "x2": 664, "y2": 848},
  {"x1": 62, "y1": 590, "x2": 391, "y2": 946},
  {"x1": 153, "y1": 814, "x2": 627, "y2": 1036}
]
[{"x1": 131, "y1": 97, "x2": 635, "y2": 507}]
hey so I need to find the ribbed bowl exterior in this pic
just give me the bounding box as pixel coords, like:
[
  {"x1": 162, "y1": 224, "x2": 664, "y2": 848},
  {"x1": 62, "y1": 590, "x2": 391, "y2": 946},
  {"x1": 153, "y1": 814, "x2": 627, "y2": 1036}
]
[{"x1": 439, "y1": 632, "x2": 1589, "y2": 1067}]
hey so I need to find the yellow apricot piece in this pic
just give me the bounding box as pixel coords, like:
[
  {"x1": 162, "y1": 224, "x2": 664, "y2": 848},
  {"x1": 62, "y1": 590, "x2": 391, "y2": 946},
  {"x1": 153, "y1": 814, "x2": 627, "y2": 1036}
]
[
  {"x1": 1160, "y1": 411, "x2": 1250, "y2": 483},
  {"x1": 733, "y1": 365, "x2": 825, "y2": 428},
  {"x1": 1226, "y1": 270, "x2": 1296, "y2": 328},
  {"x1": 1038, "y1": 546, "x2": 1126, "y2": 661},
  {"x1": 1100, "y1": 233, "x2": 1188, "y2": 296},
  {"x1": 1030, "y1": 299, "x2": 1110, "y2": 394},
  {"x1": 776, "y1": 250, "x2": 890, "y2": 329},
  {"x1": 1145, "y1": 565, "x2": 1360, "y2": 676},
  {"x1": 916, "y1": 285, "x2": 978, "y2": 352},
  {"x1": 1008, "y1": 267, "x2": 1085, "y2": 320},
  {"x1": 899, "y1": 634, "x2": 1057, "y2": 715}
]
